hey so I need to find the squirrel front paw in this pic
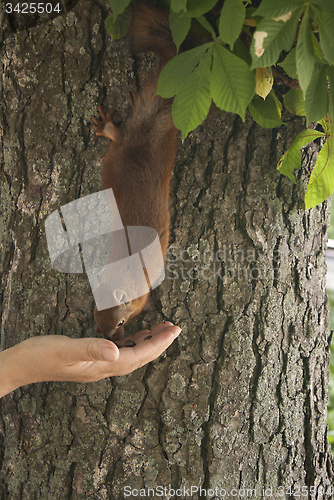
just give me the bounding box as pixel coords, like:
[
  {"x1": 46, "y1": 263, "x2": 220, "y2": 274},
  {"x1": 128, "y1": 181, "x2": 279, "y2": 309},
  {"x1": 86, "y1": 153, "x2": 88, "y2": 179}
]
[{"x1": 92, "y1": 106, "x2": 121, "y2": 142}]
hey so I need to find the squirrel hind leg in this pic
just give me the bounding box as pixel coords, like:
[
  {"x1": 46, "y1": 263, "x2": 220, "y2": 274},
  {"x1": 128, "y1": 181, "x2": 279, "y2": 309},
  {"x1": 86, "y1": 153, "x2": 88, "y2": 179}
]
[{"x1": 92, "y1": 106, "x2": 122, "y2": 142}]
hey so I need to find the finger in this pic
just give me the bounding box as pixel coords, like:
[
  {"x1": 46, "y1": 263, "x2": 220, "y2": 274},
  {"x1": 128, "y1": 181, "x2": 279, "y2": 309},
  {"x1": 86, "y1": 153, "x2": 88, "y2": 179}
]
[
  {"x1": 66, "y1": 338, "x2": 120, "y2": 364},
  {"x1": 117, "y1": 325, "x2": 181, "y2": 375},
  {"x1": 150, "y1": 321, "x2": 174, "y2": 334},
  {"x1": 129, "y1": 322, "x2": 175, "y2": 344},
  {"x1": 113, "y1": 332, "x2": 151, "y2": 348}
]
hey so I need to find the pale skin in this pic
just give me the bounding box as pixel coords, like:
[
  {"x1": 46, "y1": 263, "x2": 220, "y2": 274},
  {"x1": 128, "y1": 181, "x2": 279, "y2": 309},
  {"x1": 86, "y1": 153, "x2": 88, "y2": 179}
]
[{"x1": 0, "y1": 322, "x2": 181, "y2": 398}]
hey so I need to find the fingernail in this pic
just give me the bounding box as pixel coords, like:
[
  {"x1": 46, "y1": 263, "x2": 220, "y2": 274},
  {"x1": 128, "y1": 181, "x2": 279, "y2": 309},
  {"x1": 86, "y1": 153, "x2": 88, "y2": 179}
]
[
  {"x1": 101, "y1": 347, "x2": 117, "y2": 362},
  {"x1": 172, "y1": 326, "x2": 182, "y2": 336}
]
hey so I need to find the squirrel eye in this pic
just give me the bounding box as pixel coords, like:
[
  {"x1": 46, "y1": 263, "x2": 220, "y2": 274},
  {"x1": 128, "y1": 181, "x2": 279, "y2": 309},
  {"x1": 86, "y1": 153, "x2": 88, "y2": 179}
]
[{"x1": 117, "y1": 319, "x2": 125, "y2": 328}]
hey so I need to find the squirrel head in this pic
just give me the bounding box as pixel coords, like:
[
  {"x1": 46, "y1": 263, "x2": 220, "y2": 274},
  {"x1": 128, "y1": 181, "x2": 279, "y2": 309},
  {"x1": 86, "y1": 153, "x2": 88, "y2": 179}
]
[{"x1": 94, "y1": 290, "x2": 149, "y2": 339}]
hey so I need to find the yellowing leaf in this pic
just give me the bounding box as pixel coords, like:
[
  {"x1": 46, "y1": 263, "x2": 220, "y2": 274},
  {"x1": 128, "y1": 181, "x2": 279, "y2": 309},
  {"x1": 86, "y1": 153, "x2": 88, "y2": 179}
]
[
  {"x1": 273, "y1": 12, "x2": 292, "y2": 22},
  {"x1": 254, "y1": 31, "x2": 268, "y2": 57},
  {"x1": 255, "y1": 67, "x2": 273, "y2": 99},
  {"x1": 251, "y1": 8, "x2": 302, "y2": 68},
  {"x1": 254, "y1": 0, "x2": 304, "y2": 19}
]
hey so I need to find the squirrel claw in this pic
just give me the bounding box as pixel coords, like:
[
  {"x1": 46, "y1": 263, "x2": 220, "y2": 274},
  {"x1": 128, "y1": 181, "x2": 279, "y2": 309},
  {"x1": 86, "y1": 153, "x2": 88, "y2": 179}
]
[{"x1": 92, "y1": 106, "x2": 120, "y2": 141}]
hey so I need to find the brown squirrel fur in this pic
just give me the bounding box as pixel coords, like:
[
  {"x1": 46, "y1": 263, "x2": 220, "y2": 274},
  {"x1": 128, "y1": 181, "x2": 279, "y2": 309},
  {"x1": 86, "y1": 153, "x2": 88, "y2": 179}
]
[{"x1": 92, "y1": 5, "x2": 177, "y2": 340}]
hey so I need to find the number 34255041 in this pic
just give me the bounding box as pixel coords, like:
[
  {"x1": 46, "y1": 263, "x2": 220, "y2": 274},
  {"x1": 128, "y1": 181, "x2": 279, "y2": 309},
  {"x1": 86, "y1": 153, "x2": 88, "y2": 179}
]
[{"x1": 6, "y1": 3, "x2": 61, "y2": 14}]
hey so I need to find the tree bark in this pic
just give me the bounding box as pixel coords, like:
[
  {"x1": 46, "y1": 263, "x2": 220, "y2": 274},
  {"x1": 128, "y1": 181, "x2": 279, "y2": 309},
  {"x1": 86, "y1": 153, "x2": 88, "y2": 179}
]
[{"x1": 1, "y1": 2, "x2": 333, "y2": 499}]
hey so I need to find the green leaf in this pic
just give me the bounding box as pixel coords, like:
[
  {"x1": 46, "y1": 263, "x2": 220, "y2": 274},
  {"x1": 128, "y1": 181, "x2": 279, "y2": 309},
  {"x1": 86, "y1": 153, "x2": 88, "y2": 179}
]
[
  {"x1": 169, "y1": 11, "x2": 191, "y2": 51},
  {"x1": 328, "y1": 66, "x2": 334, "y2": 120},
  {"x1": 303, "y1": 63, "x2": 329, "y2": 123},
  {"x1": 251, "y1": 8, "x2": 303, "y2": 68},
  {"x1": 196, "y1": 15, "x2": 216, "y2": 39},
  {"x1": 296, "y1": 6, "x2": 315, "y2": 94},
  {"x1": 185, "y1": 0, "x2": 218, "y2": 17},
  {"x1": 246, "y1": 7, "x2": 258, "y2": 19},
  {"x1": 219, "y1": 0, "x2": 245, "y2": 49},
  {"x1": 311, "y1": 31, "x2": 323, "y2": 61},
  {"x1": 309, "y1": 0, "x2": 334, "y2": 12},
  {"x1": 157, "y1": 43, "x2": 213, "y2": 98},
  {"x1": 172, "y1": 51, "x2": 212, "y2": 138},
  {"x1": 171, "y1": 0, "x2": 187, "y2": 13},
  {"x1": 319, "y1": 116, "x2": 333, "y2": 138},
  {"x1": 272, "y1": 90, "x2": 283, "y2": 114},
  {"x1": 211, "y1": 43, "x2": 255, "y2": 120},
  {"x1": 249, "y1": 91, "x2": 284, "y2": 128},
  {"x1": 232, "y1": 37, "x2": 252, "y2": 66},
  {"x1": 318, "y1": 10, "x2": 334, "y2": 65},
  {"x1": 305, "y1": 135, "x2": 334, "y2": 209},
  {"x1": 105, "y1": 8, "x2": 131, "y2": 40},
  {"x1": 283, "y1": 89, "x2": 305, "y2": 116},
  {"x1": 277, "y1": 129, "x2": 325, "y2": 182},
  {"x1": 108, "y1": 0, "x2": 131, "y2": 22},
  {"x1": 279, "y1": 47, "x2": 298, "y2": 78},
  {"x1": 254, "y1": 0, "x2": 305, "y2": 19}
]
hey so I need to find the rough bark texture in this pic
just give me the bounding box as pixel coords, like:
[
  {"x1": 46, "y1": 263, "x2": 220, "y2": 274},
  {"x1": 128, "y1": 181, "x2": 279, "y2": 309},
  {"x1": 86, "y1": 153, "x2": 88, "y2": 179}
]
[{"x1": 1, "y1": 2, "x2": 333, "y2": 499}]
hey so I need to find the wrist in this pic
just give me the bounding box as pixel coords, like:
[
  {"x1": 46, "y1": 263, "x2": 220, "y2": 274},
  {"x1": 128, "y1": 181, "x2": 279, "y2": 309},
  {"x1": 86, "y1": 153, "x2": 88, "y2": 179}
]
[{"x1": 0, "y1": 345, "x2": 26, "y2": 397}]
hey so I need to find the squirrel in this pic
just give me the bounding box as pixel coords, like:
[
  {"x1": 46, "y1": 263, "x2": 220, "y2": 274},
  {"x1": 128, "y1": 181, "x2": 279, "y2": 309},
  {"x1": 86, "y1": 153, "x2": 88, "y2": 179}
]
[{"x1": 92, "y1": 5, "x2": 177, "y2": 341}]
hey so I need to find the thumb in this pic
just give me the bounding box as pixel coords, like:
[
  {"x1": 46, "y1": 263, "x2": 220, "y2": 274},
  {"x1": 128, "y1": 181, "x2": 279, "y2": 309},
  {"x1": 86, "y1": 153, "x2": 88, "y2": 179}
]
[{"x1": 69, "y1": 338, "x2": 120, "y2": 363}]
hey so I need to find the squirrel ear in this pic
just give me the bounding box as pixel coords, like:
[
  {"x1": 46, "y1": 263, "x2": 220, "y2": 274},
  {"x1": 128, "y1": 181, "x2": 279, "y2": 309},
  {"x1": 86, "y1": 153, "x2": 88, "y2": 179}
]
[{"x1": 113, "y1": 289, "x2": 129, "y2": 304}]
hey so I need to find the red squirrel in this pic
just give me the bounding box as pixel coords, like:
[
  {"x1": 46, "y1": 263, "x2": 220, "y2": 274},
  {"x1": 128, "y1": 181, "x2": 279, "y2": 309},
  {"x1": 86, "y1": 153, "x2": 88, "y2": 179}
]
[{"x1": 92, "y1": 5, "x2": 177, "y2": 340}]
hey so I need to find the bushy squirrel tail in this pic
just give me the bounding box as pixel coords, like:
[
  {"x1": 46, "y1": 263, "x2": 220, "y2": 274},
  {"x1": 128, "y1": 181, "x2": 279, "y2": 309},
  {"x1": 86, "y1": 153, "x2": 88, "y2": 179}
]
[{"x1": 128, "y1": 5, "x2": 176, "y2": 67}]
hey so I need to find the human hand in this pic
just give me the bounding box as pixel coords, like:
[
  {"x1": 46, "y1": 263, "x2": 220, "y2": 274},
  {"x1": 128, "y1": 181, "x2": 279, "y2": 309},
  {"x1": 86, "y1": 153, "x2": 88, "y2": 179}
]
[{"x1": 0, "y1": 322, "x2": 181, "y2": 397}]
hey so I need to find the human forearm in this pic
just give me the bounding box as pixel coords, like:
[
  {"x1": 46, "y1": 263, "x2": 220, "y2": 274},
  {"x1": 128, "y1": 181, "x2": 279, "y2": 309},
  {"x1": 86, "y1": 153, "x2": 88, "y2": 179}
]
[
  {"x1": 0, "y1": 346, "x2": 24, "y2": 398},
  {"x1": 0, "y1": 324, "x2": 181, "y2": 398}
]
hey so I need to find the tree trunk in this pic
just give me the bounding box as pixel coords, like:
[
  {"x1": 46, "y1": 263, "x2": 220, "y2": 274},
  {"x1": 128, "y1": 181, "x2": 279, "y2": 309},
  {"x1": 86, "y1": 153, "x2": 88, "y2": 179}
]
[{"x1": 1, "y1": 2, "x2": 333, "y2": 499}]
